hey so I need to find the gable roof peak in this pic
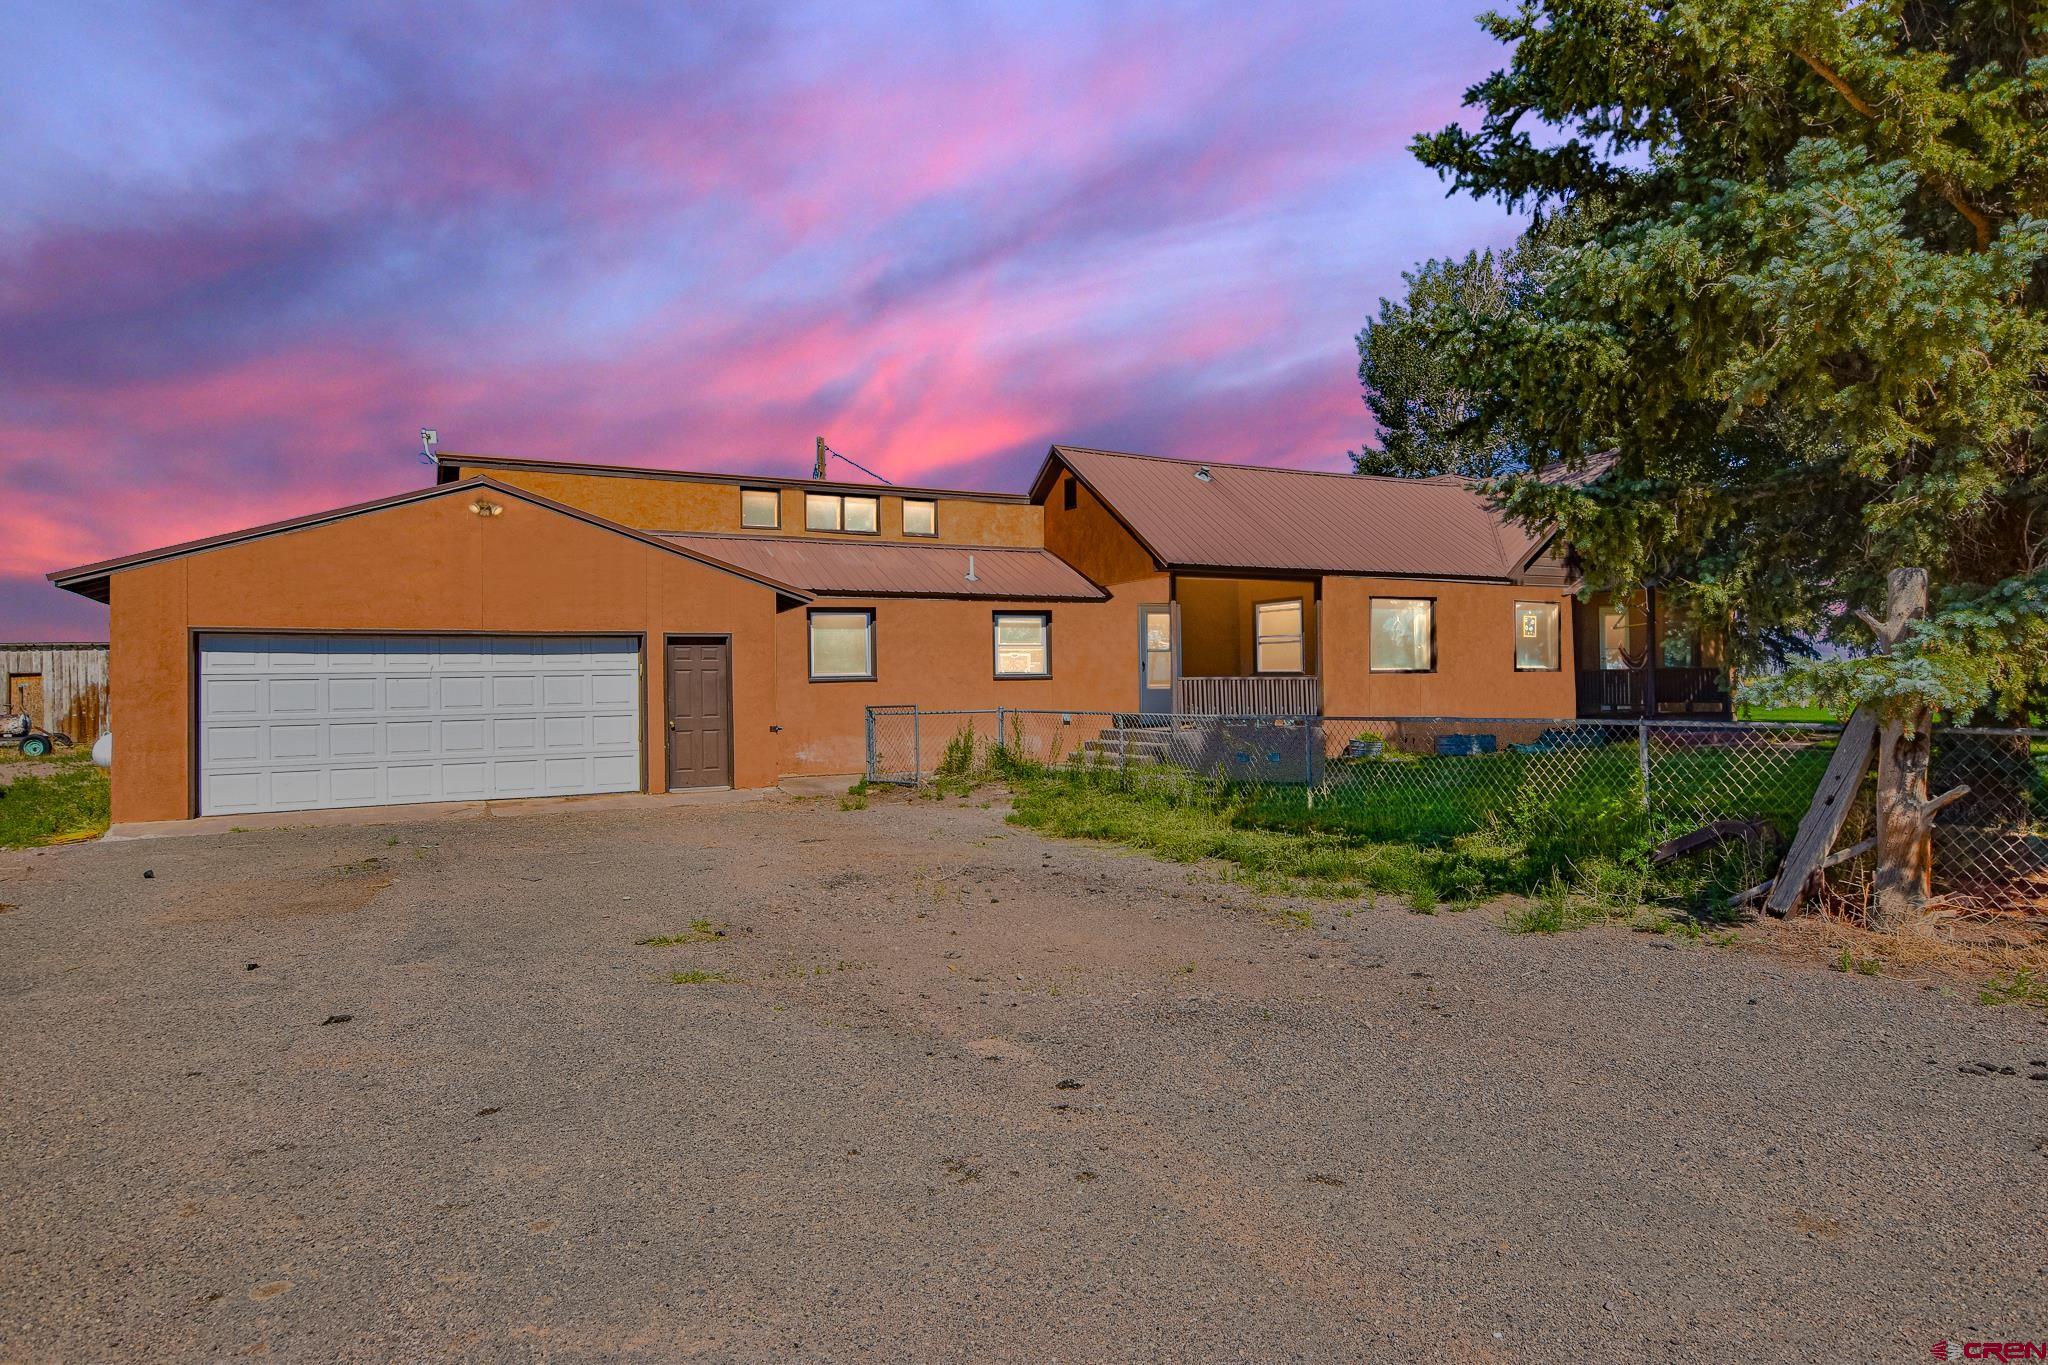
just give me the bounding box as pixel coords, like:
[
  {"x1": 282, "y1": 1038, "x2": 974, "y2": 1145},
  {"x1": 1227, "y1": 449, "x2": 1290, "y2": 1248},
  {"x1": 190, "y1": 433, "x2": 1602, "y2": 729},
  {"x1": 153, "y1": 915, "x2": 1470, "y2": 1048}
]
[{"x1": 1042, "y1": 444, "x2": 1543, "y2": 581}]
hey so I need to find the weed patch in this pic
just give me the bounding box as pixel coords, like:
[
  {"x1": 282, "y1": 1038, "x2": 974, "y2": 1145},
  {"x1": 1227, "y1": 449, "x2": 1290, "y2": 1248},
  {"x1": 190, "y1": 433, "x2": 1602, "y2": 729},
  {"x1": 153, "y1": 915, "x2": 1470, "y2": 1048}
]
[
  {"x1": 669, "y1": 969, "x2": 729, "y2": 985},
  {"x1": 1003, "y1": 765, "x2": 1663, "y2": 913},
  {"x1": 0, "y1": 757, "x2": 110, "y2": 848},
  {"x1": 640, "y1": 919, "x2": 727, "y2": 946},
  {"x1": 1978, "y1": 969, "x2": 2048, "y2": 1008}
]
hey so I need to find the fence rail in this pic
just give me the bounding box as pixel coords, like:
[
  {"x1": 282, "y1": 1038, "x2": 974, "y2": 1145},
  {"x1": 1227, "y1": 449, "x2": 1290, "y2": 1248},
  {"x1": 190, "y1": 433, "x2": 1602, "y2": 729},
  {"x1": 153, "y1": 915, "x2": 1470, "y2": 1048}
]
[{"x1": 865, "y1": 706, "x2": 2047, "y2": 917}]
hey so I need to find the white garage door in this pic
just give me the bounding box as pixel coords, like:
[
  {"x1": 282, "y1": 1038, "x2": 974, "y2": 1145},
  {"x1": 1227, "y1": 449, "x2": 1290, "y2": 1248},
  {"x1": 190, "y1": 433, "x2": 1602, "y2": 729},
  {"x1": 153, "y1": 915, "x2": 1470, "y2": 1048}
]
[{"x1": 197, "y1": 634, "x2": 642, "y2": 815}]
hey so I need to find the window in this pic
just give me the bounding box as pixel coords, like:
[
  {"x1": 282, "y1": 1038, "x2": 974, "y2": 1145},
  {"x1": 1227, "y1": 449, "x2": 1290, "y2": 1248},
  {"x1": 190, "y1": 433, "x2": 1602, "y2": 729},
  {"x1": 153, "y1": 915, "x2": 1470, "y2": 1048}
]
[
  {"x1": 1254, "y1": 599, "x2": 1304, "y2": 674},
  {"x1": 1598, "y1": 605, "x2": 1632, "y2": 670},
  {"x1": 993, "y1": 613, "x2": 1050, "y2": 678},
  {"x1": 1513, "y1": 601, "x2": 1561, "y2": 671},
  {"x1": 805, "y1": 492, "x2": 880, "y2": 533},
  {"x1": 1063, "y1": 477, "x2": 1078, "y2": 511},
  {"x1": 740, "y1": 488, "x2": 780, "y2": 528},
  {"x1": 808, "y1": 610, "x2": 874, "y2": 680},
  {"x1": 1659, "y1": 608, "x2": 1697, "y2": 668},
  {"x1": 1142, "y1": 606, "x2": 1173, "y2": 691},
  {"x1": 1370, "y1": 597, "x2": 1433, "y2": 672},
  {"x1": 902, "y1": 498, "x2": 937, "y2": 537}
]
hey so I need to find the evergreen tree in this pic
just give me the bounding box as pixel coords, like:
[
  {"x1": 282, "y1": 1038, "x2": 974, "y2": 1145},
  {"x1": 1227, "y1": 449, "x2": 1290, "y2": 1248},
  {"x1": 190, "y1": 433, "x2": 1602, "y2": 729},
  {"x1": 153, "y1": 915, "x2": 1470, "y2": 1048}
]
[{"x1": 1408, "y1": 0, "x2": 2048, "y2": 717}]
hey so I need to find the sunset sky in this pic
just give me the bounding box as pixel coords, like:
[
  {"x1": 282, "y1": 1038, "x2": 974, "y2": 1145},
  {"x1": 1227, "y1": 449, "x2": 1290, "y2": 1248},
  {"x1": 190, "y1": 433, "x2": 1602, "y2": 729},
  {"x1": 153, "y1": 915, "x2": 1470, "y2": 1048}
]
[{"x1": 3, "y1": 1, "x2": 1522, "y2": 637}]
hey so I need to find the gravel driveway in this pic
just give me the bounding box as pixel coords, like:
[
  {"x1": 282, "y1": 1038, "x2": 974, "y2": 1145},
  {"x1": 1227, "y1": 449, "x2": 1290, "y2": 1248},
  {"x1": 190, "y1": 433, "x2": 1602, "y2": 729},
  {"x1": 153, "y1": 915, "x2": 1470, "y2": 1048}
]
[{"x1": 2, "y1": 790, "x2": 2043, "y2": 1361}]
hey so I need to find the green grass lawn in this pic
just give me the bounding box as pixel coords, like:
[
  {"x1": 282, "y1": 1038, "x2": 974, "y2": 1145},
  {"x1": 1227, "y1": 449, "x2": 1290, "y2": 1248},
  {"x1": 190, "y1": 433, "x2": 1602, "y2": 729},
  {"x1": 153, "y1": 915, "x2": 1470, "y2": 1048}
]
[
  {"x1": 1231, "y1": 739, "x2": 1840, "y2": 849},
  {"x1": 0, "y1": 750, "x2": 111, "y2": 848},
  {"x1": 983, "y1": 710, "x2": 2047, "y2": 929},
  {"x1": 1003, "y1": 751, "x2": 1775, "y2": 918}
]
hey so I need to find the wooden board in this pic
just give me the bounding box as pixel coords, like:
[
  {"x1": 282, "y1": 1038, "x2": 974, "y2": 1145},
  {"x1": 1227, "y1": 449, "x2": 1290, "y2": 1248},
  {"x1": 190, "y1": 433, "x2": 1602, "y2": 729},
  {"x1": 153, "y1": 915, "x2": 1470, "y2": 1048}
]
[
  {"x1": 1650, "y1": 818, "x2": 1770, "y2": 867},
  {"x1": 1764, "y1": 706, "x2": 1878, "y2": 917}
]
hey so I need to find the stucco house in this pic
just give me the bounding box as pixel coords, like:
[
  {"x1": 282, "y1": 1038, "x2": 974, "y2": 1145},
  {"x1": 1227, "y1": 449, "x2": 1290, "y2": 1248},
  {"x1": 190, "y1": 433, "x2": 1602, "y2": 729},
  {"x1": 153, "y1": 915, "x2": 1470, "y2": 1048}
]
[{"x1": 49, "y1": 445, "x2": 1729, "y2": 823}]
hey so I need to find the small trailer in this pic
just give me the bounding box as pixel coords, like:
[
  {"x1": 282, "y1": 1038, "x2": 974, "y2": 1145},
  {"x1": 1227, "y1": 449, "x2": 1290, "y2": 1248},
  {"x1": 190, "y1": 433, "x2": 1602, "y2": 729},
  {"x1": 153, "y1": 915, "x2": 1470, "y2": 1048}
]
[{"x1": 0, "y1": 711, "x2": 73, "y2": 759}]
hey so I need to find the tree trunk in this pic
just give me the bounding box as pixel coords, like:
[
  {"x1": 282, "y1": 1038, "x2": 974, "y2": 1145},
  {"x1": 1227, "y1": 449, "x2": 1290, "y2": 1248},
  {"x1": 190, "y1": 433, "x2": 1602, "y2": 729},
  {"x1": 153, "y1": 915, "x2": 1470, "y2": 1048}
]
[
  {"x1": 1871, "y1": 711, "x2": 1933, "y2": 927},
  {"x1": 1869, "y1": 569, "x2": 1931, "y2": 930}
]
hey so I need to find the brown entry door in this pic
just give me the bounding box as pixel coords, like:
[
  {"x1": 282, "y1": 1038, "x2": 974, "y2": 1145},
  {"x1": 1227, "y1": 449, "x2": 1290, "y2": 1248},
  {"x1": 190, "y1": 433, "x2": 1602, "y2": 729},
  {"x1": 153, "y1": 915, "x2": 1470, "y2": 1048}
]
[{"x1": 665, "y1": 639, "x2": 732, "y2": 789}]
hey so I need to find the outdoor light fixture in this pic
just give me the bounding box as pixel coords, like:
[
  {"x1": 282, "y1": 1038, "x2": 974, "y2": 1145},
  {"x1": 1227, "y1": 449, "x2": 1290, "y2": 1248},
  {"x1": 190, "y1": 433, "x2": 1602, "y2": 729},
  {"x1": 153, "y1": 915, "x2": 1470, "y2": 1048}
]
[{"x1": 469, "y1": 498, "x2": 502, "y2": 517}]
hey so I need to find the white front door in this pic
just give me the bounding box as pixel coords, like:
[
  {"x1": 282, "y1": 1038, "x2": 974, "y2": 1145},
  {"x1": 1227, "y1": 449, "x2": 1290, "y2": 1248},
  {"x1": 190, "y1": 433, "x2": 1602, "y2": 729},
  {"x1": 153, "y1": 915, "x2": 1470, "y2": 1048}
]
[{"x1": 196, "y1": 634, "x2": 641, "y2": 815}]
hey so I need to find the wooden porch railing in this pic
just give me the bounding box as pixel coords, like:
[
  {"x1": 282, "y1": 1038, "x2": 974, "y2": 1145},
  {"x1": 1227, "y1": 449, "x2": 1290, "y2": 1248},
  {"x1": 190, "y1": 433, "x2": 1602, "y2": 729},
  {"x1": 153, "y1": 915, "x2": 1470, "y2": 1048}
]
[
  {"x1": 1173, "y1": 675, "x2": 1321, "y2": 716},
  {"x1": 1575, "y1": 667, "x2": 1730, "y2": 718}
]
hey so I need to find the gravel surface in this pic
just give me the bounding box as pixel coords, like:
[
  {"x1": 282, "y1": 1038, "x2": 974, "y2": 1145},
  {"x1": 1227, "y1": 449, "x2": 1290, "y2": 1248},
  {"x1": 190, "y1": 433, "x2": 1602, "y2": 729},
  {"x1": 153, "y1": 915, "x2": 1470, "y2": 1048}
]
[{"x1": 2, "y1": 789, "x2": 2043, "y2": 1362}]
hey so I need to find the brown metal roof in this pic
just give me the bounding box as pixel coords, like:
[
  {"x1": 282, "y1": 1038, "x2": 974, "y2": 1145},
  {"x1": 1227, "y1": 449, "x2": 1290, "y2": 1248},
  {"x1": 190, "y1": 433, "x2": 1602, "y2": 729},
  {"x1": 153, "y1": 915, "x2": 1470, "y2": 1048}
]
[
  {"x1": 660, "y1": 533, "x2": 1107, "y2": 600},
  {"x1": 49, "y1": 478, "x2": 814, "y2": 604},
  {"x1": 435, "y1": 452, "x2": 1033, "y2": 503},
  {"x1": 1038, "y1": 446, "x2": 1540, "y2": 581}
]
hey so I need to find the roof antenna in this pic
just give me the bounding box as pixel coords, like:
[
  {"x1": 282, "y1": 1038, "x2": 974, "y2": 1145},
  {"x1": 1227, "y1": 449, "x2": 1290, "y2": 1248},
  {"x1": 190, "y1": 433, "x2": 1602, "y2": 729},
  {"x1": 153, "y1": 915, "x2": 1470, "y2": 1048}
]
[
  {"x1": 965, "y1": 553, "x2": 979, "y2": 583},
  {"x1": 418, "y1": 428, "x2": 439, "y2": 466},
  {"x1": 818, "y1": 439, "x2": 895, "y2": 485}
]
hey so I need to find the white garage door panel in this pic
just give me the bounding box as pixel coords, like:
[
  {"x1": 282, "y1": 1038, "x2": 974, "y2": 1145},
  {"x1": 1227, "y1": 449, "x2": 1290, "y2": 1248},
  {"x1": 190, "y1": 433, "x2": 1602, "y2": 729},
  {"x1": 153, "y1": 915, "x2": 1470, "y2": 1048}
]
[{"x1": 197, "y1": 635, "x2": 642, "y2": 815}]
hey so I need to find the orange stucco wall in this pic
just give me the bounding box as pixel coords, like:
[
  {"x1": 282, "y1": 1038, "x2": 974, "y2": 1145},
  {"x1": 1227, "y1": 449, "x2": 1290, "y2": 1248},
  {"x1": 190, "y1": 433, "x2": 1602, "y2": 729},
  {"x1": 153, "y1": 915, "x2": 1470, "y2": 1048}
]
[
  {"x1": 769, "y1": 592, "x2": 1163, "y2": 773},
  {"x1": 1039, "y1": 469, "x2": 1159, "y2": 588},
  {"x1": 455, "y1": 466, "x2": 1043, "y2": 546},
  {"x1": 106, "y1": 493, "x2": 787, "y2": 822},
  {"x1": 1176, "y1": 576, "x2": 1320, "y2": 678},
  {"x1": 1319, "y1": 576, "x2": 1577, "y2": 718}
]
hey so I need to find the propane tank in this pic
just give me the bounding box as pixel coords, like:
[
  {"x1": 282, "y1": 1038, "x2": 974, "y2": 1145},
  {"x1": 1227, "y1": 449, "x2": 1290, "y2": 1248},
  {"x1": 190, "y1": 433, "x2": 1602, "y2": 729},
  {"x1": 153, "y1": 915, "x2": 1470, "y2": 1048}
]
[{"x1": 92, "y1": 732, "x2": 113, "y2": 769}]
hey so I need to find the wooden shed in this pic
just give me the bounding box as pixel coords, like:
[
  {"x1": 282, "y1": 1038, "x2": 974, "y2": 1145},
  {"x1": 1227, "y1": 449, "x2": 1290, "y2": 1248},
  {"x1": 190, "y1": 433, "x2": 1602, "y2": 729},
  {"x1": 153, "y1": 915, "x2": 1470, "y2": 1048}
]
[{"x1": 2, "y1": 643, "x2": 110, "y2": 740}]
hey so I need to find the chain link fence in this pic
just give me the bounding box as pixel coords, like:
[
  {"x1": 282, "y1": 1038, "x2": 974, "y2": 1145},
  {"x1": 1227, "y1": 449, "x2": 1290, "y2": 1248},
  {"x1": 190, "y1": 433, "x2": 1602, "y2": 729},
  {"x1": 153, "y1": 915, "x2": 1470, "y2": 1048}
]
[
  {"x1": 865, "y1": 706, "x2": 2046, "y2": 916},
  {"x1": 1931, "y1": 727, "x2": 2048, "y2": 916}
]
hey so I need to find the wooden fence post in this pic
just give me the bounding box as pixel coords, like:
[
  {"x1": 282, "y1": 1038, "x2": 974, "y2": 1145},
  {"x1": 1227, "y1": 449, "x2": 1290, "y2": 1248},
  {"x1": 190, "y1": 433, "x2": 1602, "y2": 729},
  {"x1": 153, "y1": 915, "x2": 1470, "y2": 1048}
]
[{"x1": 1762, "y1": 706, "x2": 1878, "y2": 917}]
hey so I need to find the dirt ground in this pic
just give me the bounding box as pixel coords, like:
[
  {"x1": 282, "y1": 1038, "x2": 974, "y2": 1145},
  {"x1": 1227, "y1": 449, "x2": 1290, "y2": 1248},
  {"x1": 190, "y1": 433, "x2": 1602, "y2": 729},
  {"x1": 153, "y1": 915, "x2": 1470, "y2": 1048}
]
[
  {"x1": 0, "y1": 758, "x2": 65, "y2": 787},
  {"x1": 2, "y1": 788, "x2": 2044, "y2": 1362}
]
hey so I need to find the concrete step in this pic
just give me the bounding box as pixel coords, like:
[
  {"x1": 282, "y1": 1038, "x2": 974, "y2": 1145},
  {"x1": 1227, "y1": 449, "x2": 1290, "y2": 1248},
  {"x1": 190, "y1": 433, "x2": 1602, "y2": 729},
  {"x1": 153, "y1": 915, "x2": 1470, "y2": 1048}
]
[
  {"x1": 1080, "y1": 734, "x2": 1168, "y2": 755},
  {"x1": 1072, "y1": 735, "x2": 1171, "y2": 765}
]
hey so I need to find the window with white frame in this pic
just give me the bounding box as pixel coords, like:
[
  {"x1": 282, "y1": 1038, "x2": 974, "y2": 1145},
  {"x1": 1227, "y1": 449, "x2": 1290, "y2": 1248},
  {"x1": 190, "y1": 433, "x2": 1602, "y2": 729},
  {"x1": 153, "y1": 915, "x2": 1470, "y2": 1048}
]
[
  {"x1": 993, "y1": 612, "x2": 1050, "y2": 678},
  {"x1": 1370, "y1": 597, "x2": 1434, "y2": 672},
  {"x1": 806, "y1": 492, "x2": 880, "y2": 533},
  {"x1": 741, "y1": 488, "x2": 780, "y2": 528},
  {"x1": 808, "y1": 609, "x2": 874, "y2": 680},
  {"x1": 902, "y1": 498, "x2": 937, "y2": 536},
  {"x1": 1513, "y1": 601, "x2": 1561, "y2": 671},
  {"x1": 1254, "y1": 599, "x2": 1304, "y2": 673},
  {"x1": 1598, "y1": 605, "x2": 1631, "y2": 670}
]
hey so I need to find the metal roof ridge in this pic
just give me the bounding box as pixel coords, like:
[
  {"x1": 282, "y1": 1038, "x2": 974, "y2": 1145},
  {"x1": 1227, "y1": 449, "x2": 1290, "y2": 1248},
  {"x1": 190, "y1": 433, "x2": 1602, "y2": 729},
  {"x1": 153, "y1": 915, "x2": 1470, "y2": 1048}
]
[
  {"x1": 658, "y1": 531, "x2": 1057, "y2": 553},
  {"x1": 436, "y1": 451, "x2": 1031, "y2": 501},
  {"x1": 48, "y1": 478, "x2": 816, "y2": 603},
  {"x1": 1053, "y1": 444, "x2": 1491, "y2": 490}
]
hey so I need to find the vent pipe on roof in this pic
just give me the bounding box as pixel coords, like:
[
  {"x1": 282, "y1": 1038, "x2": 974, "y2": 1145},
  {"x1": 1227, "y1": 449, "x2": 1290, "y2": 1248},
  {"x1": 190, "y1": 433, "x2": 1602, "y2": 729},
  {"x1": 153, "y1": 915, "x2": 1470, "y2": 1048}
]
[
  {"x1": 964, "y1": 553, "x2": 979, "y2": 583},
  {"x1": 1195, "y1": 464, "x2": 1213, "y2": 482}
]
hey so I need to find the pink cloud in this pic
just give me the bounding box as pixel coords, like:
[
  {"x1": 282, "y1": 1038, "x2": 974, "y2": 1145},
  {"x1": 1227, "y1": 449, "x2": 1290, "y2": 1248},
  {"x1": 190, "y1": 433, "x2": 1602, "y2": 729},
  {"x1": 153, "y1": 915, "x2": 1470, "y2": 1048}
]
[{"x1": 2, "y1": 0, "x2": 1518, "y2": 635}]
